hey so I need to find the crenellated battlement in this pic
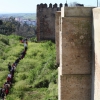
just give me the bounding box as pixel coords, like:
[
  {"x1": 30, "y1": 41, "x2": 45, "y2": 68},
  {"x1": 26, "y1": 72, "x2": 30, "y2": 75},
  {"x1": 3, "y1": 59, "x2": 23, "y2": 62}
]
[
  {"x1": 37, "y1": 3, "x2": 68, "y2": 10},
  {"x1": 36, "y1": 3, "x2": 68, "y2": 41}
]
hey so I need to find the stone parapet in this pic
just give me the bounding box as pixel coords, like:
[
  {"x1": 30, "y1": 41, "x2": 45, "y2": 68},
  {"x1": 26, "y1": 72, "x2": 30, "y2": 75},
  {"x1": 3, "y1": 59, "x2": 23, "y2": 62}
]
[{"x1": 61, "y1": 7, "x2": 94, "y2": 17}]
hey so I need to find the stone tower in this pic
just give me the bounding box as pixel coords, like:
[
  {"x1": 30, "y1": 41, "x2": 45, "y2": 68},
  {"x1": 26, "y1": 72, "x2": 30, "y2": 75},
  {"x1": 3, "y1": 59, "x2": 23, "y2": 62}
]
[{"x1": 36, "y1": 3, "x2": 68, "y2": 41}]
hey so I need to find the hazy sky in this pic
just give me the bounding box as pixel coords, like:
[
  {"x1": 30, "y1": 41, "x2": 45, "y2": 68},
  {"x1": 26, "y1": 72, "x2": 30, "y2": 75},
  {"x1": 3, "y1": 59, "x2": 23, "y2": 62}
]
[{"x1": 0, "y1": 0, "x2": 98, "y2": 13}]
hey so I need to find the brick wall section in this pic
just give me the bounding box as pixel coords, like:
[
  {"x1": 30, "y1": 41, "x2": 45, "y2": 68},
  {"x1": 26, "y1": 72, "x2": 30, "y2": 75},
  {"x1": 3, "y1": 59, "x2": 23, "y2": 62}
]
[{"x1": 55, "y1": 11, "x2": 61, "y2": 65}]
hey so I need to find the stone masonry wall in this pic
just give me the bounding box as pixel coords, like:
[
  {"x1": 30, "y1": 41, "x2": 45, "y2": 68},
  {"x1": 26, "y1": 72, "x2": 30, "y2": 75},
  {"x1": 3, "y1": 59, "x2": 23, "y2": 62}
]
[
  {"x1": 55, "y1": 11, "x2": 61, "y2": 65},
  {"x1": 61, "y1": 17, "x2": 92, "y2": 74},
  {"x1": 37, "y1": 3, "x2": 60, "y2": 41},
  {"x1": 92, "y1": 8, "x2": 100, "y2": 100},
  {"x1": 57, "y1": 7, "x2": 93, "y2": 100},
  {"x1": 36, "y1": 3, "x2": 68, "y2": 41}
]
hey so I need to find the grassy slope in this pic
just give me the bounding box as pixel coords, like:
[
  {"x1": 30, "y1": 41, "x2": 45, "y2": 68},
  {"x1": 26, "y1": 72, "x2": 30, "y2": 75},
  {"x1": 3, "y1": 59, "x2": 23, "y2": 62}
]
[
  {"x1": 0, "y1": 34, "x2": 23, "y2": 86},
  {"x1": 0, "y1": 34, "x2": 57, "y2": 100}
]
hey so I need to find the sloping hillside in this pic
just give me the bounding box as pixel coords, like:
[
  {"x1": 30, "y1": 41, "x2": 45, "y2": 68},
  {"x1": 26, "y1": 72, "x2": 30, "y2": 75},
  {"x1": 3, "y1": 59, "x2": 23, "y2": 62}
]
[
  {"x1": 0, "y1": 34, "x2": 57, "y2": 100},
  {"x1": 0, "y1": 34, "x2": 23, "y2": 86}
]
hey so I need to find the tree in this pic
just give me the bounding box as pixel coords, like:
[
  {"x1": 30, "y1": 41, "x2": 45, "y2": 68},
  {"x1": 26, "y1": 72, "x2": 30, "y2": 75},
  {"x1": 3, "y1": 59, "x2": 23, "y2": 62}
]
[
  {"x1": 0, "y1": 16, "x2": 36, "y2": 37},
  {"x1": 69, "y1": 2, "x2": 77, "y2": 7},
  {"x1": 0, "y1": 20, "x2": 3, "y2": 25},
  {"x1": 69, "y1": 2, "x2": 84, "y2": 7}
]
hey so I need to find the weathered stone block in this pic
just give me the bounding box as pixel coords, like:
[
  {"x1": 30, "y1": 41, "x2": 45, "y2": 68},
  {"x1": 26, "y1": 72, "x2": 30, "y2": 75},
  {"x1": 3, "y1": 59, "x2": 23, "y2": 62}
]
[
  {"x1": 60, "y1": 17, "x2": 92, "y2": 74},
  {"x1": 60, "y1": 75, "x2": 91, "y2": 100}
]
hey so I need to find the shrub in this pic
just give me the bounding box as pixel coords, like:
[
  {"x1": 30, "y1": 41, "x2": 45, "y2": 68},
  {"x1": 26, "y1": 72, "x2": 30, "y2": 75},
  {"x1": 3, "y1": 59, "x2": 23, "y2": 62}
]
[
  {"x1": 34, "y1": 79, "x2": 49, "y2": 88},
  {"x1": 30, "y1": 37, "x2": 37, "y2": 42},
  {"x1": 0, "y1": 38, "x2": 9, "y2": 45}
]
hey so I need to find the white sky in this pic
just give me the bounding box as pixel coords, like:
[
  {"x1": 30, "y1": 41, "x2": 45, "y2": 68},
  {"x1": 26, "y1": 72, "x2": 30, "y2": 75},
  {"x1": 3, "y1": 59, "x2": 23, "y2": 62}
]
[{"x1": 0, "y1": 0, "x2": 98, "y2": 13}]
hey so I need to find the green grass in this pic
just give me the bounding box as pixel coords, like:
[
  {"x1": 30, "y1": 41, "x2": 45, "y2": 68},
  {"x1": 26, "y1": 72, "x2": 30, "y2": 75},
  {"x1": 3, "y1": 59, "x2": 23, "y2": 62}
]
[{"x1": 0, "y1": 34, "x2": 57, "y2": 100}]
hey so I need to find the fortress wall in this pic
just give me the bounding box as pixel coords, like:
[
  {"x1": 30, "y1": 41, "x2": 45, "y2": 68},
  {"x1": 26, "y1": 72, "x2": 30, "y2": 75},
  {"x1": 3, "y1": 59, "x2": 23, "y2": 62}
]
[
  {"x1": 58, "y1": 7, "x2": 93, "y2": 100},
  {"x1": 58, "y1": 31, "x2": 63, "y2": 100},
  {"x1": 60, "y1": 75, "x2": 91, "y2": 100},
  {"x1": 93, "y1": 8, "x2": 100, "y2": 100},
  {"x1": 61, "y1": 17, "x2": 92, "y2": 74},
  {"x1": 37, "y1": 8, "x2": 57, "y2": 41},
  {"x1": 37, "y1": 4, "x2": 61, "y2": 41},
  {"x1": 36, "y1": 3, "x2": 68, "y2": 41},
  {"x1": 58, "y1": 66, "x2": 61, "y2": 100},
  {"x1": 55, "y1": 11, "x2": 61, "y2": 65},
  {"x1": 61, "y1": 7, "x2": 93, "y2": 17}
]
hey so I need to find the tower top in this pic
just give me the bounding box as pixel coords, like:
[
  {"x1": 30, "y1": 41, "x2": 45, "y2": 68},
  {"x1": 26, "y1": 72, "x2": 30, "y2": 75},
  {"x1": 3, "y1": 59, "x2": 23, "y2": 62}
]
[{"x1": 37, "y1": 3, "x2": 68, "y2": 9}]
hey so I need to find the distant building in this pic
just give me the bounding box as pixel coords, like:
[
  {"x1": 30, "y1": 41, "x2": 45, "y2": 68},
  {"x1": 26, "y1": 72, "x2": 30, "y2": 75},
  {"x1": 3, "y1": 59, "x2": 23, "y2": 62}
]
[
  {"x1": 15, "y1": 17, "x2": 36, "y2": 26},
  {"x1": 15, "y1": 17, "x2": 21, "y2": 21}
]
